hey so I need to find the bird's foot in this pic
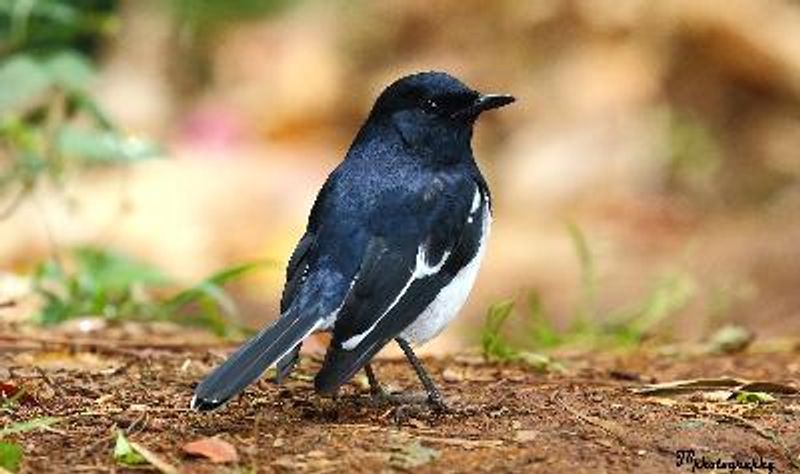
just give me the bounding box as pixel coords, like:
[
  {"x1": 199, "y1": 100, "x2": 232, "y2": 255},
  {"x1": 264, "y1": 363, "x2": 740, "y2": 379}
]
[
  {"x1": 426, "y1": 391, "x2": 451, "y2": 413},
  {"x1": 370, "y1": 390, "x2": 452, "y2": 413}
]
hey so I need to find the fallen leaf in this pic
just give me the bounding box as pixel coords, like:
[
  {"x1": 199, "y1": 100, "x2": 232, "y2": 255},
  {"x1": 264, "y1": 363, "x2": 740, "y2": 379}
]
[
  {"x1": 0, "y1": 383, "x2": 33, "y2": 406},
  {"x1": 183, "y1": 437, "x2": 239, "y2": 464},
  {"x1": 739, "y1": 381, "x2": 798, "y2": 394},
  {"x1": 633, "y1": 377, "x2": 798, "y2": 397},
  {"x1": 113, "y1": 431, "x2": 146, "y2": 466},
  {"x1": 734, "y1": 391, "x2": 775, "y2": 405},
  {"x1": 633, "y1": 377, "x2": 744, "y2": 395},
  {"x1": 0, "y1": 383, "x2": 20, "y2": 400},
  {"x1": 389, "y1": 435, "x2": 440, "y2": 470},
  {"x1": 0, "y1": 442, "x2": 22, "y2": 473}
]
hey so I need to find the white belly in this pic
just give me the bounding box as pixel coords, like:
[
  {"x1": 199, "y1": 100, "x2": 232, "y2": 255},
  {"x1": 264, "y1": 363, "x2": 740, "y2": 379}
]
[{"x1": 400, "y1": 205, "x2": 491, "y2": 345}]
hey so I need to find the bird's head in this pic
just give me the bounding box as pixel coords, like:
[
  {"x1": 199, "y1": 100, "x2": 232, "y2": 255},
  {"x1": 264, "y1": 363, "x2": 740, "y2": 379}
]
[{"x1": 364, "y1": 71, "x2": 515, "y2": 163}]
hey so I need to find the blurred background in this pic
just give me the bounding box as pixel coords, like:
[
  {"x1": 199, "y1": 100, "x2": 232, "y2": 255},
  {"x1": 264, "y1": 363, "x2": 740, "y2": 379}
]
[{"x1": 2, "y1": 0, "x2": 800, "y2": 354}]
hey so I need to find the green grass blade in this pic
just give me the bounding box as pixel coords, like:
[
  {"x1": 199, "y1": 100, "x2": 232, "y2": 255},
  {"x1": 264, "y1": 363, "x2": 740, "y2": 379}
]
[
  {"x1": 0, "y1": 416, "x2": 60, "y2": 438},
  {"x1": 480, "y1": 300, "x2": 516, "y2": 361},
  {"x1": 566, "y1": 222, "x2": 597, "y2": 328},
  {"x1": 164, "y1": 259, "x2": 274, "y2": 311}
]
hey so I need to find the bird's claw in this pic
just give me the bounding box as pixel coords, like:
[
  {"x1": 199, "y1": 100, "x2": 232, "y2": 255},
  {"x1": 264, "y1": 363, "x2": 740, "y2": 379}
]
[
  {"x1": 426, "y1": 393, "x2": 451, "y2": 413},
  {"x1": 370, "y1": 390, "x2": 452, "y2": 413}
]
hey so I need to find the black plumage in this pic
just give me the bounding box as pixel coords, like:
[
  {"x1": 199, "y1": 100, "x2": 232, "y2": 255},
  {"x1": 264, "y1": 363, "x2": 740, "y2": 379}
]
[{"x1": 192, "y1": 71, "x2": 514, "y2": 411}]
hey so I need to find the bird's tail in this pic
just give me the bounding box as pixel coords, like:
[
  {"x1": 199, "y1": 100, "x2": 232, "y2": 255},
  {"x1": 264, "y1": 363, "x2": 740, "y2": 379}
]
[{"x1": 191, "y1": 305, "x2": 322, "y2": 411}]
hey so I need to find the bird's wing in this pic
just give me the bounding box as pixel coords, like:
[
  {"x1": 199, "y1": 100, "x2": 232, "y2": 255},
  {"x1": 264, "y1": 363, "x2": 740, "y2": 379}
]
[
  {"x1": 314, "y1": 177, "x2": 488, "y2": 394},
  {"x1": 273, "y1": 231, "x2": 315, "y2": 382},
  {"x1": 280, "y1": 231, "x2": 316, "y2": 312},
  {"x1": 274, "y1": 175, "x2": 336, "y2": 382}
]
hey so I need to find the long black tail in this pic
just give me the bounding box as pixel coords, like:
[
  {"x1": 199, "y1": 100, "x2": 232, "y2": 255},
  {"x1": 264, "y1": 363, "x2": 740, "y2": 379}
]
[{"x1": 191, "y1": 307, "x2": 322, "y2": 411}]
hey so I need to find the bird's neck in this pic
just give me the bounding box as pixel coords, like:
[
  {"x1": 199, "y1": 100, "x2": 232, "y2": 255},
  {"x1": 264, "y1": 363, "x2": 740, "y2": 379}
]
[{"x1": 357, "y1": 117, "x2": 475, "y2": 166}]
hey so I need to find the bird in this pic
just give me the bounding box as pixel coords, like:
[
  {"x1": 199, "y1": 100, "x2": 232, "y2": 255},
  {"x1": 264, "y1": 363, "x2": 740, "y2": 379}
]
[{"x1": 191, "y1": 71, "x2": 514, "y2": 412}]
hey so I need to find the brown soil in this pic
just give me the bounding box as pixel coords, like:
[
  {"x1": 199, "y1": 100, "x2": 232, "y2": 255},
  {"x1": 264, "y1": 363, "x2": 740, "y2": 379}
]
[{"x1": 2, "y1": 336, "x2": 799, "y2": 473}]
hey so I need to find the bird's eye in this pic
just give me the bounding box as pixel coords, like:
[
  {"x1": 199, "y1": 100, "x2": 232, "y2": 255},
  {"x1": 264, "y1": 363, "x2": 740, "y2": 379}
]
[{"x1": 423, "y1": 98, "x2": 439, "y2": 113}]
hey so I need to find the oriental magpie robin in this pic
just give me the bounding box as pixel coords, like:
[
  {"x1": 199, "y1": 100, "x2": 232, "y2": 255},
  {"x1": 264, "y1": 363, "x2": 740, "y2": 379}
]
[{"x1": 191, "y1": 71, "x2": 514, "y2": 411}]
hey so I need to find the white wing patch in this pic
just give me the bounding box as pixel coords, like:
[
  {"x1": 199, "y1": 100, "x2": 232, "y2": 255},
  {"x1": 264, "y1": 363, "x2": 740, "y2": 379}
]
[
  {"x1": 401, "y1": 194, "x2": 491, "y2": 344},
  {"x1": 470, "y1": 187, "x2": 481, "y2": 214},
  {"x1": 340, "y1": 185, "x2": 486, "y2": 352},
  {"x1": 340, "y1": 243, "x2": 451, "y2": 350},
  {"x1": 415, "y1": 246, "x2": 451, "y2": 278}
]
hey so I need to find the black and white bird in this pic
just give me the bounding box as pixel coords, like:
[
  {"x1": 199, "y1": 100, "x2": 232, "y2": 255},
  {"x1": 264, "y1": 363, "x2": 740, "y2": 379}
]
[{"x1": 191, "y1": 71, "x2": 514, "y2": 411}]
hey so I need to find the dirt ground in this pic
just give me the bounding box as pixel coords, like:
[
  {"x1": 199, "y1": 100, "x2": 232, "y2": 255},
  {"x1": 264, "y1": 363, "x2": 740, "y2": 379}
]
[{"x1": 1, "y1": 333, "x2": 799, "y2": 473}]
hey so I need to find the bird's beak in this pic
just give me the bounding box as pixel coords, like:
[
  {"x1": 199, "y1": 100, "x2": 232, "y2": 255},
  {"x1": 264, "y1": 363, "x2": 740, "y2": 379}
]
[
  {"x1": 474, "y1": 94, "x2": 516, "y2": 112},
  {"x1": 452, "y1": 93, "x2": 515, "y2": 120}
]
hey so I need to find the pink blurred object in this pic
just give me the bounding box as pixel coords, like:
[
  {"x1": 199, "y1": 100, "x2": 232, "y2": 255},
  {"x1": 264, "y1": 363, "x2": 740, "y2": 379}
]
[{"x1": 179, "y1": 106, "x2": 245, "y2": 155}]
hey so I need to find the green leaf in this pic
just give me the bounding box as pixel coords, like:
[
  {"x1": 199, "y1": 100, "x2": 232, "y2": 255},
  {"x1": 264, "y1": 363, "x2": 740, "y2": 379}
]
[
  {"x1": 72, "y1": 92, "x2": 114, "y2": 129},
  {"x1": 0, "y1": 55, "x2": 52, "y2": 114},
  {"x1": 32, "y1": 247, "x2": 170, "y2": 324},
  {"x1": 56, "y1": 126, "x2": 159, "y2": 164},
  {"x1": 0, "y1": 442, "x2": 22, "y2": 473},
  {"x1": 113, "y1": 431, "x2": 146, "y2": 466},
  {"x1": 734, "y1": 391, "x2": 775, "y2": 405},
  {"x1": 0, "y1": 416, "x2": 60, "y2": 437},
  {"x1": 45, "y1": 51, "x2": 94, "y2": 91},
  {"x1": 163, "y1": 260, "x2": 274, "y2": 337},
  {"x1": 72, "y1": 247, "x2": 169, "y2": 290},
  {"x1": 165, "y1": 260, "x2": 273, "y2": 311}
]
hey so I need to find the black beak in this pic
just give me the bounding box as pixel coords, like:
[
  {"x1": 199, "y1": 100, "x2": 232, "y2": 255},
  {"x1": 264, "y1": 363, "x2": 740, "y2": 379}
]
[
  {"x1": 452, "y1": 93, "x2": 515, "y2": 120},
  {"x1": 474, "y1": 94, "x2": 516, "y2": 112}
]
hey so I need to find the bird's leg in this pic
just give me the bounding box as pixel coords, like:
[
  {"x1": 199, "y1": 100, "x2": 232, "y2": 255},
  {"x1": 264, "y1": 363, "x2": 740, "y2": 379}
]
[
  {"x1": 395, "y1": 338, "x2": 449, "y2": 412},
  {"x1": 364, "y1": 363, "x2": 387, "y2": 398},
  {"x1": 364, "y1": 363, "x2": 429, "y2": 407}
]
